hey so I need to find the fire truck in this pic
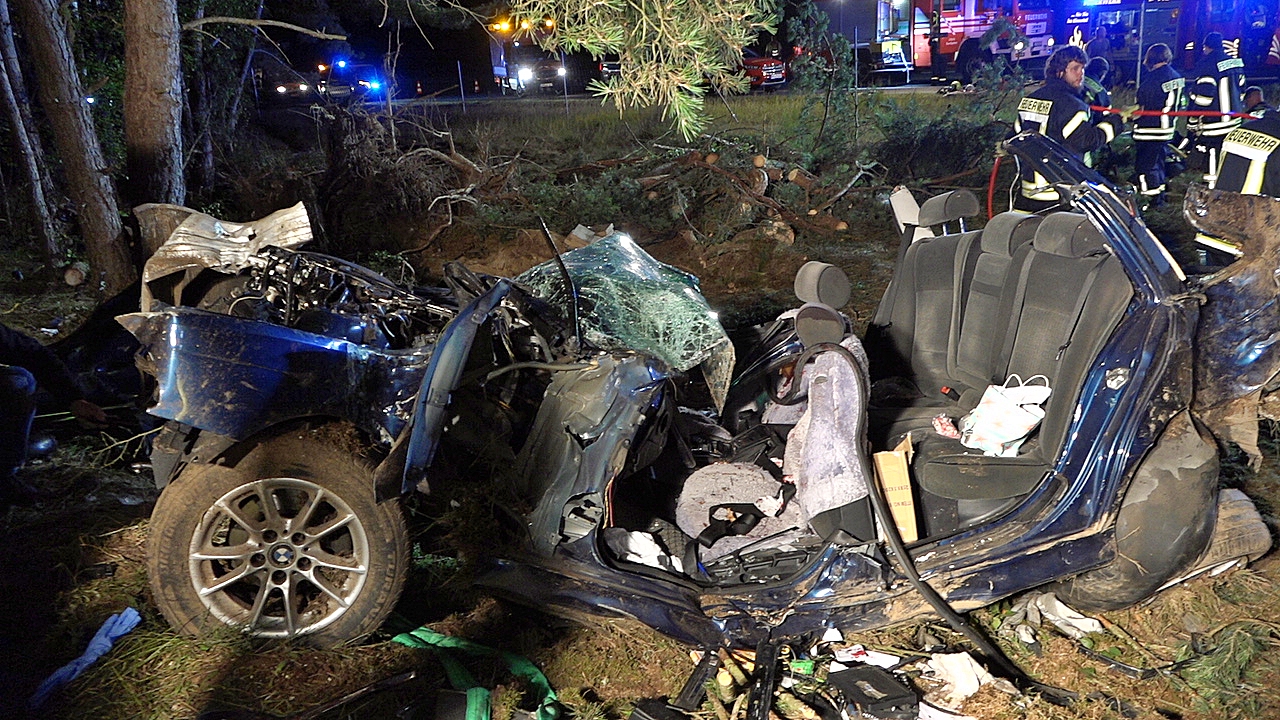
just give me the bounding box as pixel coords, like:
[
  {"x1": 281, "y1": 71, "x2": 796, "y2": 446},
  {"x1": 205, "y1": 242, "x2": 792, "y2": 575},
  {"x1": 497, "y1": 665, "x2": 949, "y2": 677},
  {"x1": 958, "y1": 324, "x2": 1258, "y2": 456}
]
[
  {"x1": 1173, "y1": 0, "x2": 1280, "y2": 76},
  {"x1": 819, "y1": 0, "x2": 1053, "y2": 83},
  {"x1": 487, "y1": 15, "x2": 587, "y2": 94},
  {"x1": 915, "y1": 0, "x2": 1056, "y2": 82},
  {"x1": 1055, "y1": 0, "x2": 1280, "y2": 85}
]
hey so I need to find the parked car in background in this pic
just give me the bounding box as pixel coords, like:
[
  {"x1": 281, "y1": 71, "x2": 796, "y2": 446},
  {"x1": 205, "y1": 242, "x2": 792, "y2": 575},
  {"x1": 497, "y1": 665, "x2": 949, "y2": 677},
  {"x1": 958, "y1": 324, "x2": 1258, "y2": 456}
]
[
  {"x1": 597, "y1": 55, "x2": 622, "y2": 83},
  {"x1": 318, "y1": 61, "x2": 385, "y2": 103},
  {"x1": 741, "y1": 48, "x2": 787, "y2": 89}
]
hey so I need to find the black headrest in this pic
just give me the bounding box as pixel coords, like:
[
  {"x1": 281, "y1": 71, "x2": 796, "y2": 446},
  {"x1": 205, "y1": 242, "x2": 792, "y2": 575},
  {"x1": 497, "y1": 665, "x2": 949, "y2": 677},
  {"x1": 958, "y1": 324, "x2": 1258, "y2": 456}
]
[
  {"x1": 917, "y1": 190, "x2": 980, "y2": 227},
  {"x1": 1032, "y1": 212, "x2": 1106, "y2": 258},
  {"x1": 979, "y1": 211, "x2": 1042, "y2": 257}
]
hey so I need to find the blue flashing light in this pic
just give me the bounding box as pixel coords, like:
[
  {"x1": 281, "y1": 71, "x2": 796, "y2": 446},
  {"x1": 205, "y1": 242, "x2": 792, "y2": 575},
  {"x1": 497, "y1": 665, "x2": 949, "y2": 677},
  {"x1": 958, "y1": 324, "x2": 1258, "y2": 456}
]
[
  {"x1": 336, "y1": 60, "x2": 348, "y2": 68},
  {"x1": 369, "y1": 80, "x2": 382, "y2": 90}
]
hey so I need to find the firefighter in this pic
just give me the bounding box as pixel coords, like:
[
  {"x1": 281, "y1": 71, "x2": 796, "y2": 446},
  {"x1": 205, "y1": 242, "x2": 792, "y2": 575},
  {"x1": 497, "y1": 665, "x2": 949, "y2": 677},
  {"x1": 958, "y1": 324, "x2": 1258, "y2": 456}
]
[
  {"x1": 1082, "y1": 58, "x2": 1110, "y2": 115},
  {"x1": 1216, "y1": 111, "x2": 1280, "y2": 196},
  {"x1": 929, "y1": 6, "x2": 948, "y2": 84},
  {"x1": 1085, "y1": 27, "x2": 1111, "y2": 65},
  {"x1": 1013, "y1": 46, "x2": 1123, "y2": 211},
  {"x1": 1245, "y1": 85, "x2": 1273, "y2": 117},
  {"x1": 1193, "y1": 109, "x2": 1280, "y2": 263},
  {"x1": 1188, "y1": 32, "x2": 1247, "y2": 184},
  {"x1": 1133, "y1": 43, "x2": 1185, "y2": 207}
]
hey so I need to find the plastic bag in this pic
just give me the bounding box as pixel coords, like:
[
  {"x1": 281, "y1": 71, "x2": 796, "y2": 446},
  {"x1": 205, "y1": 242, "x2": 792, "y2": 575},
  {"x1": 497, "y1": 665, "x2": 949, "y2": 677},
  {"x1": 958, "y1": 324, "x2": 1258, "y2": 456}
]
[{"x1": 959, "y1": 374, "x2": 1052, "y2": 457}]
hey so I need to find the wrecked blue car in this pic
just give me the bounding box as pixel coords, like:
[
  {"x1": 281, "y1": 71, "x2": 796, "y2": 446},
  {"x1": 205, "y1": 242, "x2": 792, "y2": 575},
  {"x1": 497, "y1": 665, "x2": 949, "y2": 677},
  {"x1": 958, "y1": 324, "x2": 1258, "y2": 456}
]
[{"x1": 121, "y1": 134, "x2": 1271, "y2": 653}]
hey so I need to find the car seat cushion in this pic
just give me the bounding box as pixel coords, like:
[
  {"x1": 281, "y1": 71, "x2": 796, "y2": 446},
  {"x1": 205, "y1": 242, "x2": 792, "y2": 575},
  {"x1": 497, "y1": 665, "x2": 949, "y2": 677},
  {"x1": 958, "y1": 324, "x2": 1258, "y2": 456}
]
[{"x1": 675, "y1": 462, "x2": 809, "y2": 562}]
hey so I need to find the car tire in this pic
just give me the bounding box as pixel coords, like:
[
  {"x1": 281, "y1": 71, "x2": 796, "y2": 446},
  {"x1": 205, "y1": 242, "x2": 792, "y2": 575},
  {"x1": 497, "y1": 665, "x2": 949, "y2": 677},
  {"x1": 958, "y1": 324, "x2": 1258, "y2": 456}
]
[
  {"x1": 956, "y1": 40, "x2": 989, "y2": 85},
  {"x1": 147, "y1": 431, "x2": 408, "y2": 646}
]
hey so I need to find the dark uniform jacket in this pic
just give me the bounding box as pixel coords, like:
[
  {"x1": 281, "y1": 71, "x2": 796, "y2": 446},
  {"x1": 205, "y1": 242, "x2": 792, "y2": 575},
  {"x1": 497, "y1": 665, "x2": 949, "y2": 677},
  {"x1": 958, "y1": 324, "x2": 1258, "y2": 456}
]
[
  {"x1": 1189, "y1": 50, "x2": 1247, "y2": 138},
  {"x1": 1015, "y1": 77, "x2": 1123, "y2": 201},
  {"x1": 1082, "y1": 76, "x2": 1111, "y2": 124},
  {"x1": 1134, "y1": 64, "x2": 1185, "y2": 143},
  {"x1": 1216, "y1": 110, "x2": 1280, "y2": 196},
  {"x1": 0, "y1": 322, "x2": 83, "y2": 406}
]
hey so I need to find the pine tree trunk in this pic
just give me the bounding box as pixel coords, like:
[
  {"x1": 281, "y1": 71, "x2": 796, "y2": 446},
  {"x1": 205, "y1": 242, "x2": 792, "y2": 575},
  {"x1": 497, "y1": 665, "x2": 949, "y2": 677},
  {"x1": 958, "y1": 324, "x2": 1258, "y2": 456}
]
[
  {"x1": 124, "y1": 0, "x2": 184, "y2": 207},
  {"x1": 10, "y1": 0, "x2": 133, "y2": 295},
  {"x1": 0, "y1": 0, "x2": 57, "y2": 268}
]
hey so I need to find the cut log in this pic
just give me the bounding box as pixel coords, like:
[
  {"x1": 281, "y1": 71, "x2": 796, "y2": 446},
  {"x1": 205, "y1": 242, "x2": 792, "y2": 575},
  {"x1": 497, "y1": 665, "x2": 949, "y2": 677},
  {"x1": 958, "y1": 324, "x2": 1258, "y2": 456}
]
[
  {"x1": 787, "y1": 167, "x2": 818, "y2": 190},
  {"x1": 64, "y1": 261, "x2": 90, "y2": 286}
]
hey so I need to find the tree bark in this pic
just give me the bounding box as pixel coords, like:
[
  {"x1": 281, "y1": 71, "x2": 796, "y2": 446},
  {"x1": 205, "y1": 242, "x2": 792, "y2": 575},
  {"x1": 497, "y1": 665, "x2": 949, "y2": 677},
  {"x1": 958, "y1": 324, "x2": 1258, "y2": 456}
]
[
  {"x1": 125, "y1": 0, "x2": 184, "y2": 207},
  {"x1": 0, "y1": 0, "x2": 57, "y2": 267},
  {"x1": 11, "y1": 0, "x2": 132, "y2": 294}
]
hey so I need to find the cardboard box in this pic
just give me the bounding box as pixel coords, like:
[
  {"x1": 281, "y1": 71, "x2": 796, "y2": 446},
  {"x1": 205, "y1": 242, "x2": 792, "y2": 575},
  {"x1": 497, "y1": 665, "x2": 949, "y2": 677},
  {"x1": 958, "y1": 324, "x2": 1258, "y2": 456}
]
[{"x1": 872, "y1": 434, "x2": 918, "y2": 542}]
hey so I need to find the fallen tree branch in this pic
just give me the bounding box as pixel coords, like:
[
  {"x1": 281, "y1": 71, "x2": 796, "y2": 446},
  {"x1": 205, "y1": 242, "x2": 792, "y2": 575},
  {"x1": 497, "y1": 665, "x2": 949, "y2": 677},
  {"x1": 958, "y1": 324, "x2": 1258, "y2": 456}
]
[
  {"x1": 182, "y1": 16, "x2": 346, "y2": 40},
  {"x1": 695, "y1": 160, "x2": 839, "y2": 235}
]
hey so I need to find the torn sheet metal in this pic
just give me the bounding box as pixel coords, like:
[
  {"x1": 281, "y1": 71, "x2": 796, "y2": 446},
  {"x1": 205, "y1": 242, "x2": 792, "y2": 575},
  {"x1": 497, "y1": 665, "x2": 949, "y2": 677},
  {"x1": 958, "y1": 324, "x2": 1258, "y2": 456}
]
[
  {"x1": 140, "y1": 202, "x2": 313, "y2": 310},
  {"x1": 118, "y1": 308, "x2": 432, "y2": 443},
  {"x1": 1185, "y1": 185, "x2": 1280, "y2": 463},
  {"x1": 517, "y1": 232, "x2": 735, "y2": 410}
]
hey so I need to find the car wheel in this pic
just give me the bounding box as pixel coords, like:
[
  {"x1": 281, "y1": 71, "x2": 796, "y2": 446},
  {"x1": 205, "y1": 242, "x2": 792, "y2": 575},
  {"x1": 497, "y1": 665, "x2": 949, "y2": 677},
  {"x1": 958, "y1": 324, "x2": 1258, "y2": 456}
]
[
  {"x1": 147, "y1": 432, "x2": 408, "y2": 646},
  {"x1": 956, "y1": 40, "x2": 987, "y2": 85}
]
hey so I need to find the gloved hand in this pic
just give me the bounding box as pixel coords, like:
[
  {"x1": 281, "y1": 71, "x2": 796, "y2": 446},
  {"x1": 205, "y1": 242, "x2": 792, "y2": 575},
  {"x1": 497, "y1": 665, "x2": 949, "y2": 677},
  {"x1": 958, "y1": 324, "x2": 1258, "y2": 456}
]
[{"x1": 1115, "y1": 105, "x2": 1141, "y2": 123}]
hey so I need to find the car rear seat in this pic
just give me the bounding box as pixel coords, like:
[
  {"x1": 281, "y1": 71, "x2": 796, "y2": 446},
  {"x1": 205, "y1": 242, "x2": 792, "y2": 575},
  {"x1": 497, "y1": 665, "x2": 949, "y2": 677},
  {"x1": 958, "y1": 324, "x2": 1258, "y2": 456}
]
[
  {"x1": 866, "y1": 210, "x2": 1041, "y2": 443},
  {"x1": 911, "y1": 212, "x2": 1133, "y2": 506},
  {"x1": 945, "y1": 211, "x2": 1043, "y2": 395},
  {"x1": 865, "y1": 190, "x2": 983, "y2": 398}
]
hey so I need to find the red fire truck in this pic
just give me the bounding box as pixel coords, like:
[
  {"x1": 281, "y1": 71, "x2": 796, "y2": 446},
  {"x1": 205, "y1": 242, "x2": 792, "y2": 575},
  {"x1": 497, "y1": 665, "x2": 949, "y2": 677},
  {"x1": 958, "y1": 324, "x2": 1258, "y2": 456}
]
[
  {"x1": 1055, "y1": 0, "x2": 1280, "y2": 84},
  {"x1": 819, "y1": 0, "x2": 1053, "y2": 83},
  {"x1": 915, "y1": 0, "x2": 1056, "y2": 82}
]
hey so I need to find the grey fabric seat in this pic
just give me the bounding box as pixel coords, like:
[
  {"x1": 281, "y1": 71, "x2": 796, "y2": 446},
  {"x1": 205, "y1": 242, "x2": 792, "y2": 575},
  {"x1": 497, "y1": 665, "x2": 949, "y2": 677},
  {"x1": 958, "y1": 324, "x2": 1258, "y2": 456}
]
[
  {"x1": 866, "y1": 211, "x2": 1041, "y2": 444},
  {"x1": 913, "y1": 213, "x2": 1133, "y2": 503},
  {"x1": 946, "y1": 211, "x2": 1043, "y2": 394}
]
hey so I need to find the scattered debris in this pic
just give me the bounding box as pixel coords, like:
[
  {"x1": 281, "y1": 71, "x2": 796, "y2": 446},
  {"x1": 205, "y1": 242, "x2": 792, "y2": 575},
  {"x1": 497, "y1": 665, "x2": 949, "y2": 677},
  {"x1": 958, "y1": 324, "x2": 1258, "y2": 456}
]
[{"x1": 28, "y1": 606, "x2": 141, "y2": 710}]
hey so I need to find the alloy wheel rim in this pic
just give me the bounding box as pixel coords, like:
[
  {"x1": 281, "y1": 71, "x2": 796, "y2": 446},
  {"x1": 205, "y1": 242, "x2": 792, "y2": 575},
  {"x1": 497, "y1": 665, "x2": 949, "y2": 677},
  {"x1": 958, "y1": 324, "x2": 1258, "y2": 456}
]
[{"x1": 188, "y1": 477, "x2": 370, "y2": 637}]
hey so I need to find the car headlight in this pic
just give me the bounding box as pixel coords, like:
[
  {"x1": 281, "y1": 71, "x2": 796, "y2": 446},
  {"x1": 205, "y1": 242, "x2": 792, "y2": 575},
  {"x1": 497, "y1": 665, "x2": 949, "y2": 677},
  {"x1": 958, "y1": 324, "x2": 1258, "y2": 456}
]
[
  {"x1": 518, "y1": 67, "x2": 534, "y2": 82},
  {"x1": 1047, "y1": 37, "x2": 1055, "y2": 47},
  {"x1": 557, "y1": 67, "x2": 567, "y2": 77},
  {"x1": 298, "y1": 83, "x2": 308, "y2": 92},
  {"x1": 276, "y1": 85, "x2": 288, "y2": 94},
  {"x1": 1014, "y1": 41, "x2": 1025, "y2": 52}
]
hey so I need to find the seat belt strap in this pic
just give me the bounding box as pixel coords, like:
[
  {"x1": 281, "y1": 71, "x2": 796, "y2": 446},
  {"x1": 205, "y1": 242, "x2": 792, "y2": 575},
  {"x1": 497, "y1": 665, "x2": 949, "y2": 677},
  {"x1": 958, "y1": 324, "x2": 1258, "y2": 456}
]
[
  {"x1": 1056, "y1": 256, "x2": 1109, "y2": 362},
  {"x1": 993, "y1": 247, "x2": 1036, "y2": 381}
]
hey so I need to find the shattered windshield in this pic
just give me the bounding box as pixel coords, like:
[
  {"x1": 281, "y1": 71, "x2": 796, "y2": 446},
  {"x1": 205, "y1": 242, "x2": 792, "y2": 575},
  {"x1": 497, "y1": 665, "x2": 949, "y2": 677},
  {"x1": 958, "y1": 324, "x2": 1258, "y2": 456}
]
[{"x1": 517, "y1": 233, "x2": 735, "y2": 410}]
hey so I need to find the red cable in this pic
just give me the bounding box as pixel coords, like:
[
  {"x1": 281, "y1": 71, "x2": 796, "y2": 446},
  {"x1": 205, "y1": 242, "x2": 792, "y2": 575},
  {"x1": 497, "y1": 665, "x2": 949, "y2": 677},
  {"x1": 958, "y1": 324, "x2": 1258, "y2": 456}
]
[{"x1": 1088, "y1": 104, "x2": 1257, "y2": 118}]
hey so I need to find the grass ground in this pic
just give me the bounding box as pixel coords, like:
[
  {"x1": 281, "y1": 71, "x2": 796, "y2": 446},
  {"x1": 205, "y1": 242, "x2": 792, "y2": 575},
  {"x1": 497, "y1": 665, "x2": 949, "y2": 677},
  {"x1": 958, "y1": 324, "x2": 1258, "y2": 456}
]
[{"x1": 3, "y1": 88, "x2": 1279, "y2": 720}]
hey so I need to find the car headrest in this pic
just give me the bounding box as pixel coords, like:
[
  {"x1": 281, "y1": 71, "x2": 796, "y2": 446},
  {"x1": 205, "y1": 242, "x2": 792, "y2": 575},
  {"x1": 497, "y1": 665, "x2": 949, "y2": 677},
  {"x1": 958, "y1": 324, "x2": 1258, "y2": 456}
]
[
  {"x1": 1032, "y1": 212, "x2": 1106, "y2": 258},
  {"x1": 794, "y1": 261, "x2": 851, "y2": 307},
  {"x1": 979, "y1": 211, "x2": 1042, "y2": 257},
  {"x1": 917, "y1": 189, "x2": 980, "y2": 227},
  {"x1": 795, "y1": 303, "x2": 847, "y2": 347}
]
